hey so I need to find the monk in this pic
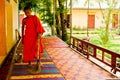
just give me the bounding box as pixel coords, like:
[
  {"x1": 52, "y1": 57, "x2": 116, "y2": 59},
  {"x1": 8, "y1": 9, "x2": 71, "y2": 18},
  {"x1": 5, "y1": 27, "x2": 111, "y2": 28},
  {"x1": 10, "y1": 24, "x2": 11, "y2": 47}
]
[{"x1": 22, "y1": 6, "x2": 45, "y2": 73}]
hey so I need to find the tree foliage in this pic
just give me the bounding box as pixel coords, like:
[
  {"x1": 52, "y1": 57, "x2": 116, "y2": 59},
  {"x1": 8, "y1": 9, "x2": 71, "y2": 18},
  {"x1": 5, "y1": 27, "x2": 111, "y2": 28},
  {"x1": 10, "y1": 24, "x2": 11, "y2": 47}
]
[
  {"x1": 37, "y1": 0, "x2": 53, "y2": 26},
  {"x1": 58, "y1": 0, "x2": 68, "y2": 41},
  {"x1": 19, "y1": 0, "x2": 39, "y2": 10},
  {"x1": 19, "y1": 0, "x2": 68, "y2": 41}
]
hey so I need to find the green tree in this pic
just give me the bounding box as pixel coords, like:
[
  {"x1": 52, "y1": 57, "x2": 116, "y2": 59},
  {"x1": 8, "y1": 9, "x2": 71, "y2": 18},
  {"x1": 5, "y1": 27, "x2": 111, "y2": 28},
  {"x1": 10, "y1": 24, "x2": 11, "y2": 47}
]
[
  {"x1": 19, "y1": 0, "x2": 39, "y2": 10},
  {"x1": 55, "y1": 0, "x2": 62, "y2": 37},
  {"x1": 103, "y1": 0, "x2": 117, "y2": 45},
  {"x1": 58, "y1": 0, "x2": 68, "y2": 41},
  {"x1": 37, "y1": 0, "x2": 55, "y2": 35}
]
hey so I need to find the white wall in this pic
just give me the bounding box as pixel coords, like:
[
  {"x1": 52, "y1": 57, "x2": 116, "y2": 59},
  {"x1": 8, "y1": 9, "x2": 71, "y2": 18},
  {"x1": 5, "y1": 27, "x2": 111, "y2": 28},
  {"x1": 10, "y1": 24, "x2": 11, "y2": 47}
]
[
  {"x1": 72, "y1": 9, "x2": 119, "y2": 29},
  {"x1": 95, "y1": 10, "x2": 105, "y2": 28},
  {"x1": 72, "y1": 9, "x2": 87, "y2": 28}
]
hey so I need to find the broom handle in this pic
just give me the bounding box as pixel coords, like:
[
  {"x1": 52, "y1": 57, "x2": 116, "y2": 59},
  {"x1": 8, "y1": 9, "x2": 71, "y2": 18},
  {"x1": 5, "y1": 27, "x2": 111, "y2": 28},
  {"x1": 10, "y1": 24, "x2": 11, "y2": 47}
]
[
  {"x1": 37, "y1": 39, "x2": 40, "y2": 60},
  {"x1": 37, "y1": 33, "x2": 42, "y2": 60}
]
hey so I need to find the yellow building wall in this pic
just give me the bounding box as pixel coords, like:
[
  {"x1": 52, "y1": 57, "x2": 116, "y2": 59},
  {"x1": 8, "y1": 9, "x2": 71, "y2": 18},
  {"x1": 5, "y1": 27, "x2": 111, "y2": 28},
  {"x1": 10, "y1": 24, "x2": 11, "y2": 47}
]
[
  {"x1": 6, "y1": 2, "x2": 13, "y2": 53},
  {"x1": 11, "y1": 0, "x2": 18, "y2": 44},
  {"x1": 6, "y1": 0, "x2": 18, "y2": 53},
  {"x1": 0, "y1": 0, "x2": 18, "y2": 66}
]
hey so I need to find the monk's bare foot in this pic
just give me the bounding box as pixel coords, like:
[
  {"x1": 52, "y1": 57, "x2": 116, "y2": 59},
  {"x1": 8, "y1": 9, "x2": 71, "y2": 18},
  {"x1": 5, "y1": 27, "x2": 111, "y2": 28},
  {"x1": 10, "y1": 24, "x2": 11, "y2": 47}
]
[{"x1": 28, "y1": 63, "x2": 41, "y2": 74}]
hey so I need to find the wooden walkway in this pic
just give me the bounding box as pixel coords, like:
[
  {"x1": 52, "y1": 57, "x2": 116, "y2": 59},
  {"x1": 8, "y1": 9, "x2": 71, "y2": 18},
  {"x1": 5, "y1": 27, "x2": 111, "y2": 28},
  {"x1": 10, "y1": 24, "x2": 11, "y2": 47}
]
[
  {"x1": 9, "y1": 37, "x2": 118, "y2": 80},
  {"x1": 43, "y1": 37, "x2": 118, "y2": 80}
]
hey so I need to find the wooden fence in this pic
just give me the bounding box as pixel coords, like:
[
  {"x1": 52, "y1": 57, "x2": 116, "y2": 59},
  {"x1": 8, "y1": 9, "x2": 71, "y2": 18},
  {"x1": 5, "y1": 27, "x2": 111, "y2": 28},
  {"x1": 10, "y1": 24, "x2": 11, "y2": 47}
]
[{"x1": 70, "y1": 36, "x2": 120, "y2": 74}]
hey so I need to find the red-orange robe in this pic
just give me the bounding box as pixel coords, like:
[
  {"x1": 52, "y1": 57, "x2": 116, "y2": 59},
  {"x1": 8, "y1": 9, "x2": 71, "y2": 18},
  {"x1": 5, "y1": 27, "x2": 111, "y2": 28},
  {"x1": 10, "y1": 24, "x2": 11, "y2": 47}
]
[{"x1": 22, "y1": 15, "x2": 45, "y2": 62}]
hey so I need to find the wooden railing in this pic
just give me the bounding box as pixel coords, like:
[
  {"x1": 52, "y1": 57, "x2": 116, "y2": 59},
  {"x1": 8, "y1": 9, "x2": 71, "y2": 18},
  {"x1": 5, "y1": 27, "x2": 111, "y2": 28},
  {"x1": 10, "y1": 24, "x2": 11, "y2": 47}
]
[{"x1": 70, "y1": 36, "x2": 120, "y2": 74}]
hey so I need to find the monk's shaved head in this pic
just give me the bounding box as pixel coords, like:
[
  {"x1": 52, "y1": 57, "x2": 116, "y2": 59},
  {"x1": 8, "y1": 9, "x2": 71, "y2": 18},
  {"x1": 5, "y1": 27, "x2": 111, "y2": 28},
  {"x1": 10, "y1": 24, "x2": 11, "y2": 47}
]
[{"x1": 23, "y1": 6, "x2": 32, "y2": 17}]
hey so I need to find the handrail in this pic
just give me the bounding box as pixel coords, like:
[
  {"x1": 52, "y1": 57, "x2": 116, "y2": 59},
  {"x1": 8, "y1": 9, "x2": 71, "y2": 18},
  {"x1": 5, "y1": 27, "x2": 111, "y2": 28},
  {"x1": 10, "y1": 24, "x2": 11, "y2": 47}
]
[
  {"x1": 70, "y1": 36, "x2": 120, "y2": 74},
  {"x1": 7, "y1": 38, "x2": 22, "y2": 80}
]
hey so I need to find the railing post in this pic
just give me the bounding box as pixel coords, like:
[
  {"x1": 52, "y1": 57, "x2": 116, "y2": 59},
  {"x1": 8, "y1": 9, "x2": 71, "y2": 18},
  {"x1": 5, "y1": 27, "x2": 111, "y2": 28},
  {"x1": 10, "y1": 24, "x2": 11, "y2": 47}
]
[
  {"x1": 93, "y1": 47, "x2": 96, "y2": 58},
  {"x1": 73, "y1": 38, "x2": 75, "y2": 48},
  {"x1": 77, "y1": 39, "x2": 79, "y2": 51},
  {"x1": 70, "y1": 36, "x2": 72, "y2": 48},
  {"x1": 102, "y1": 51, "x2": 104, "y2": 61},
  {"x1": 81, "y1": 41, "x2": 83, "y2": 53},
  {"x1": 87, "y1": 44, "x2": 89, "y2": 59},
  {"x1": 111, "y1": 54, "x2": 116, "y2": 73}
]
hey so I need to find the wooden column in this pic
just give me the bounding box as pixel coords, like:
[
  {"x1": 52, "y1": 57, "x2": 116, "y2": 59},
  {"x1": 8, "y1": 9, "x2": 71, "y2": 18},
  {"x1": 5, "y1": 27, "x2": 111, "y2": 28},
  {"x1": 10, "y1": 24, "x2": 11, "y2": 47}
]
[{"x1": 0, "y1": 0, "x2": 6, "y2": 56}]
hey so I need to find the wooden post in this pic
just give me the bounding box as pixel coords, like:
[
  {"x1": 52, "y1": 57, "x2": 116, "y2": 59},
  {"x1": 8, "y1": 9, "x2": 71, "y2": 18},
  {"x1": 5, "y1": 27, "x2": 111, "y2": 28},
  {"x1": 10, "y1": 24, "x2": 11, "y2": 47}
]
[
  {"x1": 70, "y1": 0, "x2": 72, "y2": 47},
  {"x1": 70, "y1": 0, "x2": 72, "y2": 37},
  {"x1": 87, "y1": 0, "x2": 89, "y2": 37},
  {"x1": 111, "y1": 55, "x2": 116, "y2": 73},
  {"x1": 93, "y1": 47, "x2": 96, "y2": 58}
]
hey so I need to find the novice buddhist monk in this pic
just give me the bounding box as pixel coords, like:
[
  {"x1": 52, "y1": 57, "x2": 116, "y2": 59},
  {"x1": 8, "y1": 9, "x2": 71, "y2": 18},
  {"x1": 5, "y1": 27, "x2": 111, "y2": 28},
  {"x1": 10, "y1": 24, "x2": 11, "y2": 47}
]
[{"x1": 22, "y1": 6, "x2": 45, "y2": 74}]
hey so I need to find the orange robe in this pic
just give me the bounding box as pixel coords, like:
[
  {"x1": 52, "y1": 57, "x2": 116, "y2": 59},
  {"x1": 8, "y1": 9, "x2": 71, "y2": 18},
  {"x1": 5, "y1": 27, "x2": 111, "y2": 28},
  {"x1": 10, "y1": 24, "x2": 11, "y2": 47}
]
[{"x1": 22, "y1": 15, "x2": 45, "y2": 62}]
